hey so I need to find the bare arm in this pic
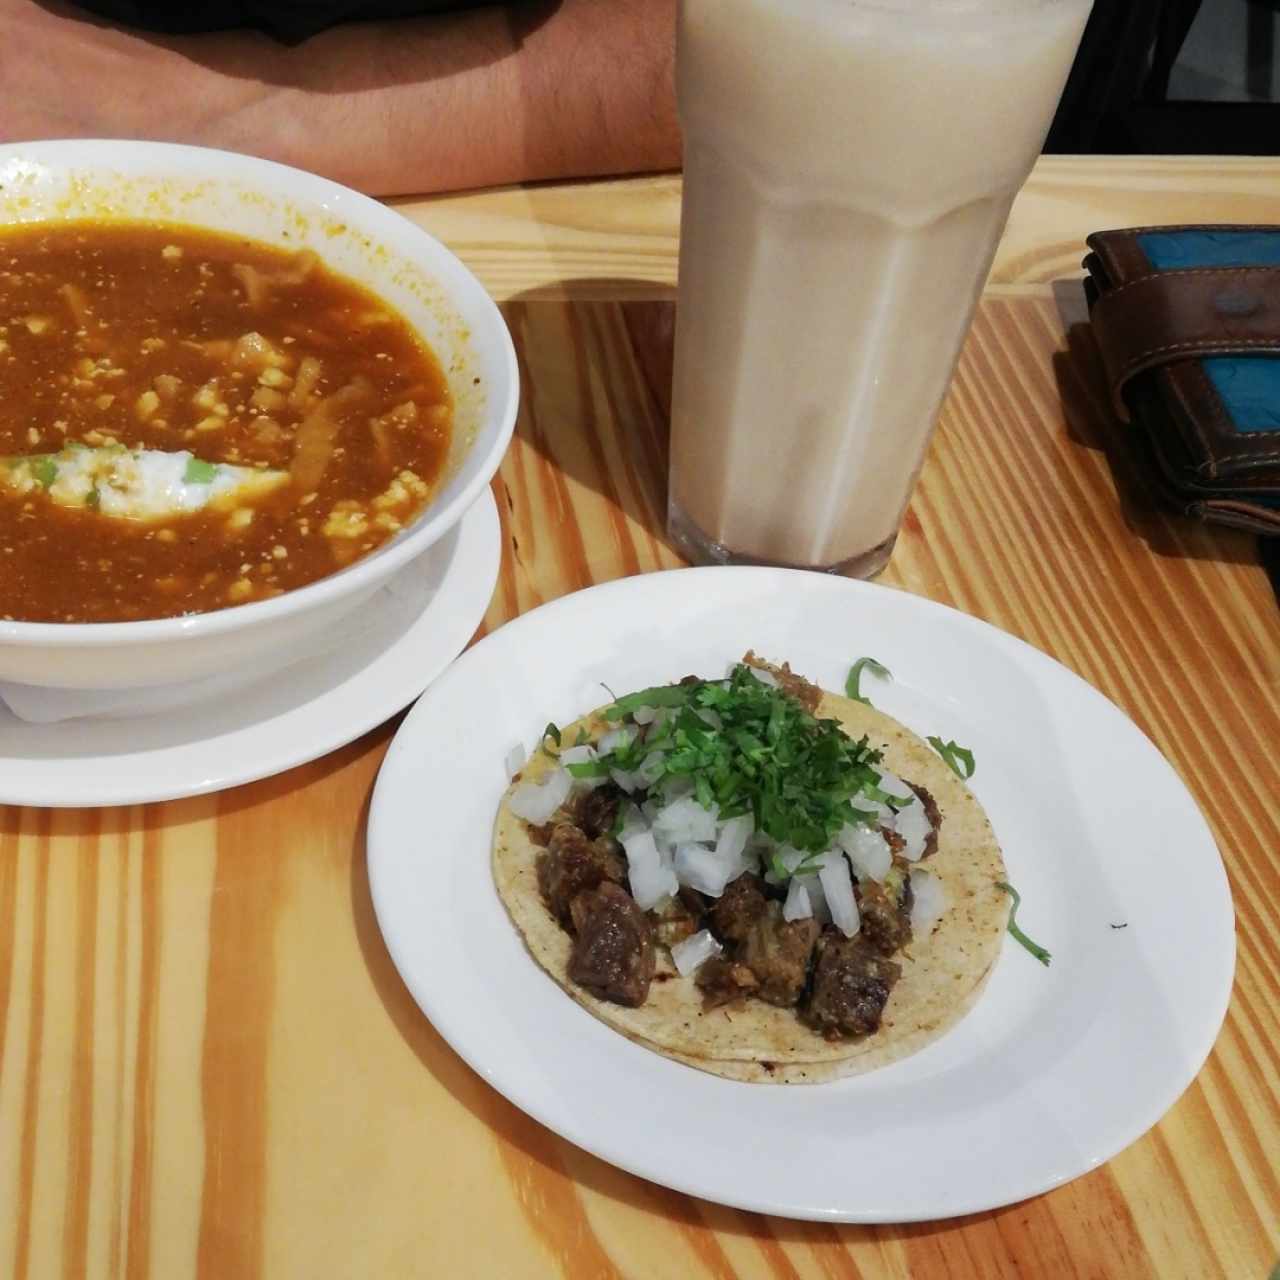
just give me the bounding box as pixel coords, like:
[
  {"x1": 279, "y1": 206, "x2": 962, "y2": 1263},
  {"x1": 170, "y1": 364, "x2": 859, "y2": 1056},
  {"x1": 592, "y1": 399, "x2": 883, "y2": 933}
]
[{"x1": 1, "y1": 0, "x2": 679, "y2": 196}]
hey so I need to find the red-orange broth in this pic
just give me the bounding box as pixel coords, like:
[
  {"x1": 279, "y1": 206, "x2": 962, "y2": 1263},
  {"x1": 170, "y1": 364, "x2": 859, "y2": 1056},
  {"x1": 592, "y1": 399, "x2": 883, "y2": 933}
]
[{"x1": 0, "y1": 221, "x2": 453, "y2": 622}]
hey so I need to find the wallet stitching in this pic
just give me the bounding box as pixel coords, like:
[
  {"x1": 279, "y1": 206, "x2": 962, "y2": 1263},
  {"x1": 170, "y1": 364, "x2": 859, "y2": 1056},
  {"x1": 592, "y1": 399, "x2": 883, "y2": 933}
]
[
  {"x1": 1116, "y1": 337, "x2": 1280, "y2": 381},
  {"x1": 1086, "y1": 237, "x2": 1280, "y2": 482},
  {"x1": 1137, "y1": 352, "x2": 1280, "y2": 475},
  {"x1": 1101, "y1": 265, "x2": 1280, "y2": 299},
  {"x1": 1209, "y1": 449, "x2": 1280, "y2": 463},
  {"x1": 1182, "y1": 362, "x2": 1280, "y2": 468}
]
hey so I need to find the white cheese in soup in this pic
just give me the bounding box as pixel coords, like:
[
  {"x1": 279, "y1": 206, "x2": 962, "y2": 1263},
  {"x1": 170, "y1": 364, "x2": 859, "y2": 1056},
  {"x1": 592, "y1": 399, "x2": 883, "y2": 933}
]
[{"x1": 0, "y1": 446, "x2": 288, "y2": 521}]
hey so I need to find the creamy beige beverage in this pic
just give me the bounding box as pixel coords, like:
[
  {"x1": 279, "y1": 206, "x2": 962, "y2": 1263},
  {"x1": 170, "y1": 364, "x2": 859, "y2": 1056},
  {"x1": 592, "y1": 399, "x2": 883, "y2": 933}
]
[{"x1": 668, "y1": 0, "x2": 1093, "y2": 573}]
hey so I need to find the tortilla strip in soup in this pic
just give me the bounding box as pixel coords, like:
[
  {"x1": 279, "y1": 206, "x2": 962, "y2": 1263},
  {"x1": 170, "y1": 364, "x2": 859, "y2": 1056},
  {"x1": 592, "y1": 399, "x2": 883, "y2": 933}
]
[{"x1": 0, "y1": 220, "x2": 453, "y2": 622}]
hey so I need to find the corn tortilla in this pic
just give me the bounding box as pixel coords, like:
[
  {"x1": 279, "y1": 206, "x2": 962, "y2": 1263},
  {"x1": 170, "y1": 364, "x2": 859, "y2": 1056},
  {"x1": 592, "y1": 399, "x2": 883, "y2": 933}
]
[{"x1": 492, "y1": 687, "x2": 1008, "y2": 1084}]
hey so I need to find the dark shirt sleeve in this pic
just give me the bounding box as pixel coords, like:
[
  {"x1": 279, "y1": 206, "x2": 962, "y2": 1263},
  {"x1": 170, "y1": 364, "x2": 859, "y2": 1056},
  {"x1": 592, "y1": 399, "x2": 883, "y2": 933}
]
[{"x1": 73, "y1": 1, "x2": 505, "y2": 44}]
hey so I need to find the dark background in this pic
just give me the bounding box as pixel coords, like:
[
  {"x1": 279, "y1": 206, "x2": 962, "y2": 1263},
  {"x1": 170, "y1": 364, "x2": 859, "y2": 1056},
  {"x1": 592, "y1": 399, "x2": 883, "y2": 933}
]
[{"x1": 1048, "y1": 0, "x2": 1280, "y2": 155}]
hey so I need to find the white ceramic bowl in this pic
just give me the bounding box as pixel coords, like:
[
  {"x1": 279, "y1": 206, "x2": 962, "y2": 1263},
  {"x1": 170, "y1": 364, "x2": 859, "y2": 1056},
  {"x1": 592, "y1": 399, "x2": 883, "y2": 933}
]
[{"x1": 0, "y1": 140, "x2": 518, "y2": 690}]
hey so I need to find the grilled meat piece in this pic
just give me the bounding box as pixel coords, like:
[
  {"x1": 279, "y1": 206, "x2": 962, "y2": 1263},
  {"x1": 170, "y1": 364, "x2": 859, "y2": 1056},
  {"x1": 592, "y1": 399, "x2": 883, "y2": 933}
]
[
  {"x1": 739, "y1": 901, "x2": 821, "y2": 1007},
  {"x1": 576, "y1": 782, "x2": 625, "y2": 840},
  {"x1": 906, "y1": 783, "x2": 941, "y2": 859},
  {"x1": 856, "y1": 877, "x2": 912, "y2": 956},
  {"x1": 648, "y1": 891, "x2": 704, "y2": 948},
  {"x1": 696, "y1": 956, "x2": 760, "y2": 1008},
  {"x1": 709, "y1": 871, "x2": 768, "y2": 944},
  {"x1": 742, "y1": 649, "x2": 822, "y2": 713},
  {"x1": 897, "y1": 862, "x2": 915, "y2": 919},
  {"x1": 679, "y1": 885, "x2": 710, "y2": 916},
  {"x1": 879, "y1": 825, "x2": 906, "y2": 856},
  {"x1": 567, "y1": 882, "x2": 655, "y2": 1007},
  {"x1": 883, "y1": 858, "x2": 914, "y2": 920},
  {"x1": 538, "y1": 820, "x2": 626, "y2": 928},
  {"x1": 805, "y1": 931, "x2": 902, "y2": 1038},
  {"x1": 527, "y1": 821, "x2": 556, "y2": 848}
]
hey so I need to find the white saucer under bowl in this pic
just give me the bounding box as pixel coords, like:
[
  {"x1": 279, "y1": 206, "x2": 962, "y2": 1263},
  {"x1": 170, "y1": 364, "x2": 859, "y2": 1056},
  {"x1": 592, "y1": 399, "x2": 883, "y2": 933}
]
[{"x1": 0, "y1": 488, "x2": 501, "y2": 808}]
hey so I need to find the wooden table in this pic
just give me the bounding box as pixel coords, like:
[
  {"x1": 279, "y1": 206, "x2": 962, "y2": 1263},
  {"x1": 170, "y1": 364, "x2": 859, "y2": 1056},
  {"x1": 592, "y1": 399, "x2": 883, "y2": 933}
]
[{"x1": 3, "y1": 156, "x2": 1278, "y2": 1279}]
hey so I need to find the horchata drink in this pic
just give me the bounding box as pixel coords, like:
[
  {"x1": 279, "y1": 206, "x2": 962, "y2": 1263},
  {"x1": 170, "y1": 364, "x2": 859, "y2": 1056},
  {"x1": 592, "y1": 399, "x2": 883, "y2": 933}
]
[{"x1": 668, "y1": 0, "x2": 1093, "y2": 575}]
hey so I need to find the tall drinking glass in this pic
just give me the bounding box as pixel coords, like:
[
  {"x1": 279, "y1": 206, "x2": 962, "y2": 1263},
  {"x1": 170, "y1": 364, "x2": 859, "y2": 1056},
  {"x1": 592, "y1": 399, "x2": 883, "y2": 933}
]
[{"x1": 667, "y1": 0, "x2": 1094, "y2": 576}]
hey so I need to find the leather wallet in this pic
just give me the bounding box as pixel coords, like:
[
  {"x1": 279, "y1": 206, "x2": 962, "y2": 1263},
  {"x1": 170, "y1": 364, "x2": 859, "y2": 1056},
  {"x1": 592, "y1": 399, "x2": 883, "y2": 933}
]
[{"x1": 1083, "y1": 226, "x2": 1280, "y2": 536}]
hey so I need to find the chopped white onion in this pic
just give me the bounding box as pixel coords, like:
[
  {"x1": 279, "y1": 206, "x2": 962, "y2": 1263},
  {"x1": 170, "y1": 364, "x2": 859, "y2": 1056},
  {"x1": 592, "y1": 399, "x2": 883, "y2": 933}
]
[
  {"x1": 782, "y1": 878, "x2": 813, "y2": 921},
  {"x1": 856, "y1": 796, "x2": 894, "y2": 824},
  {"x1": 651, "y1": 827, "x2": 675, "y2": 862},
  {"x1": 504, "y1": 743, "x2": 527, "y2": 779},
  {"x1": 617, "y1": 803, "x2": 647, "y2": 841},
  {"x1": 507, "y1": 766, "x2": 572, "y2": 824},
  {"x1": 621, "y1": 827, "x2": 678, "y2": 909},
  {"x1": 763, "y1": 843, "x2": 809, "y2": 885},
  {"x1": 819, "y1": 852, "x2": 860, "y2": 938},
  {"x1": 631, "y1": 705, "x2": 656, "y2": 725},
  {"x1": 636, "y1": 750, "x2": 667, "y2": 788},
  {"x1": 671, "y1": 929, "x2": 723, "y2": 976},
  {"x1": 838, "y1": 823, "x2": 893, "y2": 882},
  {"x1": 646, "y1": 707, "x2": 672, "y2": 735},
  {"x1": 894, "y1": 797, "x2": 933, "y2": 862},
  {"x1": 598, "y1": 726, "x2": 635, "y2": 755},
  {"x1": 796, "y1": 873, "x2": 831, "y2": 924},
  {"x1": 559, "y1": 743, "x2": 606, "y2": 790},
  {"x1": 877, "y1": 770, "x2": 915, "y2": 802},
  {"x1": 696, "y1": 707, "x2": 724, "y2": 730},
  {"x1": 660, "y1": 774, "x2": 695, "y2": 802},
  {"x1": 653, "y1": 795, "x2": 718, "y2": 845},
  {"x1": 714, "y1": 813, "x2": 753, "y2": 865},
  {"x1": 609, "y1": 767, "x2": 643, "y2": 794},
  {"x1": 909, "y1": 869, "x2": 948, "y2": 935},
  {"x1": 674, "y1": 842, "x2": 742, "y2": 897},
  {"x1": 747, "y1": 665, "x2": 779, "y2": 688}
]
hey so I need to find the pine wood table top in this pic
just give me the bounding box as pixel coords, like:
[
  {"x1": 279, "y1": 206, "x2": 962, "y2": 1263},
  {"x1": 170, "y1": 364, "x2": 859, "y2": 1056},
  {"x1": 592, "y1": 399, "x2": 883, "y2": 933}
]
[{"x1": 2, "y1": 156, "x2": 1277, "y2": 1279}]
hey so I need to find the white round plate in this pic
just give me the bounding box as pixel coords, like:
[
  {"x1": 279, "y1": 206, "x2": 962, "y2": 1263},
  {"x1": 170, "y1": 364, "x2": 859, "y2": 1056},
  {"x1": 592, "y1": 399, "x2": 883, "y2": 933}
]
[
  {"x1": 0, "y1": 489, "x2": 500, "y2": 808},
  {"x1": 367, "y1": 567, "x2": 1235, "y2": 1223}
]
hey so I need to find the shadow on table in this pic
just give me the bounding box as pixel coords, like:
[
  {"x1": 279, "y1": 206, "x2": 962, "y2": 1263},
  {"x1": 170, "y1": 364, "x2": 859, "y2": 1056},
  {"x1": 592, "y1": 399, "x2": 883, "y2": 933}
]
[
  {"x1": 0, "y1": 724, "x2": 383, "y2": 833},
  {"x1": 499, "y1": 280, "x2": 678, "y2": 555},
  {"x1": 1049, "y1": 280, "x2": 1262, "y2": 572}
]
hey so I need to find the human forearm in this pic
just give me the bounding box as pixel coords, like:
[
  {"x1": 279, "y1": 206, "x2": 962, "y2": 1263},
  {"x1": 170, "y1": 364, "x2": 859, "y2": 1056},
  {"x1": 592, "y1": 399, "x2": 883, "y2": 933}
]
[{"x1": 2, "y1": 0, "x2": 680, "y2": 196}]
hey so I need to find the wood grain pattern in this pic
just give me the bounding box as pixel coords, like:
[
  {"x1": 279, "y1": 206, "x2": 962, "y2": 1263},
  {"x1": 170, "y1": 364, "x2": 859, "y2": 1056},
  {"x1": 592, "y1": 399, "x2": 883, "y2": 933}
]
[{"x1": 2, "y1": 158, "x2": 1279, "y2": 1278}]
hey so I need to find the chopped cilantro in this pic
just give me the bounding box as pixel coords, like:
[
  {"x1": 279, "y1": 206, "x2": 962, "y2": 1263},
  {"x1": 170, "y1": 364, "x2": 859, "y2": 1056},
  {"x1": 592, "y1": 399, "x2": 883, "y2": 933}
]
[
  {"x1": 845, "y1": 656, "x2": 891, "y2": 704},
  {"x1": 31, "y1": 456, "x2": 57, "y2": 489},
  {"x1": 542, "y1": 722, "x2": 561, "y2": 749},
  {"x1": 564, "y1": 759, "x2": 611, "y2": 779},
  {"x1": 793, "y1": 849, "x2": 829, "y2": 875},
  {"x1": 593, "y1": 663, "x2": 886, "y2": 856},
  {"x1": 996, "y1": 882, "x2": 1051, "y2": 966},
  {"x1": 86, "y1": 486, "x2": 100, "y2": 510},
  {"x1": 928, "y1": 736, "x2": 975, "y2": 779},
  {"x1": 603, "y1": 682, "x2": 700, "y2": 721},
  {"x1": 183, "y1": 457, "x2": 218, "y2": 485}
]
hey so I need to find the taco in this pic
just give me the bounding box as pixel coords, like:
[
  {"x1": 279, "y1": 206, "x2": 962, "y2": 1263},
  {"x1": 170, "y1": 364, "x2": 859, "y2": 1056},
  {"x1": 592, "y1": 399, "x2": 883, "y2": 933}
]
[{"x1": 492, "y1": 654, "x2": 1009, "y2": 1083}]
